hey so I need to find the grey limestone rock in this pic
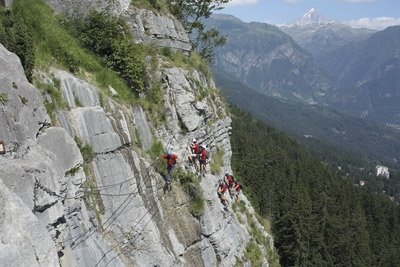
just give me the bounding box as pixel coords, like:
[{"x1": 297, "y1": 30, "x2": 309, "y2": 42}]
[
  {"x1": 0, "y1": 44, "x2": 129, "y2": 267},
  {"x1": 164, "y1": 67, "x2": 207, "y2": 132},
  {"x1": 133, "y1": 105, "x2": 153, "y2": 150},
  {"x1": 156, "y1": 64, "x2": 251, "y2": 266},
  {"x1": 37, "y1": 127, "x2": 83, "y2": 173},
  {"x1": 0, "y1": 179, "x2": 59, "y2": 267},
  {"x1": 201, "y1": 238, "x2": 217, "y2": 267},
  {"x1": 71, "y1": 107, "x2": 122, "y2": 153},
  {"x1": 125, "y1": 6, "x2": 191, "y2": 52},
  {"x1": 57, "y1": 69, "x2": 101, "y2": 108},
  {"x1": 44, "y1": 0, "x2": 130, "y2": 15},
  {"x1": 0, "y1": 44, "x2": 49, "y2": 151}
]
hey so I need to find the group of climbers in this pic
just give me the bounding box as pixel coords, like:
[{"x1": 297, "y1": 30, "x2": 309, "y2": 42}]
[
  {"x1": 217, "y1": 172, "x2": 242, "y2": 210},
  {"x1": 188, "y1": 138, "x2": 208, "y2": 176},
  {"x1": 160, "y1": 138, "x2": 242, "y2": 211}
]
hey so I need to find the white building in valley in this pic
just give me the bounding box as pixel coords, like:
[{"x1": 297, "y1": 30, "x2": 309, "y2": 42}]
[{"x1": 376, "y1": 165, "x2": 390, "y2": 179}]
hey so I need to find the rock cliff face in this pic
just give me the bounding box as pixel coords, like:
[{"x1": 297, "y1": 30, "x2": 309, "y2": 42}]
[
  {"x1": 125, "y1": 7, "x2": 191, "y2": 53},
  {"x1": 0, "y1": 1, "x2": 273, "y2": 266}
]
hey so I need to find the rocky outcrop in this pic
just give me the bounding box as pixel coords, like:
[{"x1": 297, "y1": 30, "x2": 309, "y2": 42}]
[
  {"x1": 3, "y1": 0, "x2": 12, "y2": 7},
  {"x1": 44, "y1": 0, "x2": 131, "y2": 15},
  {"x1": 42, "y1": 0, "x2": 192, "y2": 53},
  {"x1": 154, "y1": 63, "x2": 255, "y2": 266},
  {"x1": 0, "y1": 179, "x2": 59, "y2": 267},
  {"x1": 124, "y1": 7, "x2": 191, "y2": 53}
]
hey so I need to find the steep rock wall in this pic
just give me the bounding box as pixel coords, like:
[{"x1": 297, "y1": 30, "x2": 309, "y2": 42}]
[
  {"x1": 51, "y1": 69, "x2": 190, "y2": 266},
  {"x1": 0, "y1": 42, "x2": 269, "y2": 265},
  {"x1": 0, "y1": 2, "x2": 274, "y2": 266},
  {"x1": 0, "y1": 44, "x2": 124, "y2": 266}
]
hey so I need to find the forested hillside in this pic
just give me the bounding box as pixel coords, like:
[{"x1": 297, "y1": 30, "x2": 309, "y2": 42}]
[{"x1": 230, "y1": 106, "x2": 400, "y2": 266}]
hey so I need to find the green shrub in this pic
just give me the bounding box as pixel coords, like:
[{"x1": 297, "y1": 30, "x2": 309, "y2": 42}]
[
  {"x1": 75, "y1": 137, "x2": 95, "y2": 163},
  {"x1": 10, "y1": 0, "x2": 134, "y2": 104},
  {"x1": 135, "y1": 128, "x2": 142, "y2": 148},
  {"x1": 43, "y1": 99, "x2": 57, "y2": 124},
  {"x1": 210, "y1": 146, "x2": 224, "y2": 175},
  {"x1": 197, "y1": 86, "x2": 208, "y2": 101},
  {"x1": 74, "y1": 95, "x2": 82, "y2": 107},
  {"x1": 148, "y1": 139, "x2": 165, "y2": 159},
  {"x1": 83, "y1": 173, "x2": 106, "y2": 218},
  {"x1": 162, "y1": 46, "x2": 172, "y2": 57},
  {"x1": 131, "y1": 0, "x2": 168, "y2": 12},
  {"x1": 0, "y1": 6, "x2": 35, "y2": 81},
  {"x1": 141, "y1": 81, "x2": 166, "y2": 126},
  {"x1": 81, "y1": 144, "x2": 94, "y2": 163},
  {"x1": 0, "y1": 93, "x2": 8, "y2": 104},
  {"x1": 148, "y1": 140, "x2": 166, "y2": 175},
  {"x1": 35, "y1": 78, "x2": 68, "y2": 125},
  {"x1": 244, "y1": 240, "x2": 263, "y2": 267},
  {"x1": 68, "y1": 10, "x2": 146, "y2": 93},
  {"x1": 65, "y1": 165, "x2": 81, "y2": 176},
  {"x1": 175, "y1": 168, "x2": 205, "y2": 217},
  {"x1": 108, "y1": 38, "x2": 146, "y2": 92}
]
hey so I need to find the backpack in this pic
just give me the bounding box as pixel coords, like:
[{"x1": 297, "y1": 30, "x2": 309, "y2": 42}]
[
  {"x1": 201, "y1": 149, "x2": 208, "y2": 160},
  {"x1": 227, "y1": 175, "x2": 235, "y2": 185}
]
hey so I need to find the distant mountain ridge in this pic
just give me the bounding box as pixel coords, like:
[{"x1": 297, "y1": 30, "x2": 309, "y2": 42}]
[
  {"x1": 281, "y1": 23, "x2": 375, "y2": 59},
  {"x1": 320, "y1": 25, "x2": 400, "y2": 125},
  {"x1": 214, "y1": 70, "x2": 400, "y2": 169},
  {"x1": 208, "y1": 14, "x2": 334, "y2": 105},
  {"x1": 209, "y1": 13, "x2": 400, "y2": 127},
  {"x1": 208, "y1": 12, "x2": 400, "y2": 169}
]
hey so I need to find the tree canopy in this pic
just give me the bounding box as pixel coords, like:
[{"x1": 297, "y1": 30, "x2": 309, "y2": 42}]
[
  {"x1": 230, "y1": 105, "x2": 400, "y2": 266},
  {"x1": 168, "y1": 0, "x2": 229, "y2": 63}
]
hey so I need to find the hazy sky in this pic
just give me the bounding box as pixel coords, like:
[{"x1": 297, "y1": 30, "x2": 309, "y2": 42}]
[{"x1": 216, "y1": 0, "x2": 400, "y2": 29}]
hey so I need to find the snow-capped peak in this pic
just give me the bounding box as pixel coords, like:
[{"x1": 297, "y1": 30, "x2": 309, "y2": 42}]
[
  {"x1": 287, "y1": 8, "x2": 332, "y2": 26},
  {"x1": 304, "y1": 8, "x2": 316, "y2": 18}
]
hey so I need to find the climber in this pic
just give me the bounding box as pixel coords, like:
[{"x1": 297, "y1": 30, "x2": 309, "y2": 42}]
[
  {"x1": 188, "y1": 138, "x2": 200, "y2": 170},
  {"x1": 161, "y1": 151, "x2": 178, "y2": 183},
  {"x1": 234, "y1": 181, "x2": 242, "y2": 200},
  {"x1": 199, "y1": 144, "x2": 208, "y2": 176},
  {"x1": 217, "y1": 180, "x2": 229, "y2": 209},
  {"x1": 224, "y1": 172, "x2": 235, "y2": 196}
]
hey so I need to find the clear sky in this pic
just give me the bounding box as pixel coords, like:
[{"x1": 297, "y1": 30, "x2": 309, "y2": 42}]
[{"x1": 216, "y1": 0, "x2": 400, "y2": 29}]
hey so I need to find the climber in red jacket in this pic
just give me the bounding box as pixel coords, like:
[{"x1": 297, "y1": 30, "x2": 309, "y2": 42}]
[
  {"x1": 217, "y1": 180, "x2": 229, "y2": 209},
  {"x1": 161, "y1": 151, "x2": 178, "y2": 177},
  {"x1": 234, "y1": 181, "x2": 242, "y2": 200},
  {"x1": 224, "y1": 172, "x2": 235, "y2": 197},
  {"x1": 188, "y1": 138, "x2": 200, "y2": 170},
  {"x1": 199, "y1": 144, "x2": 208, "y2": 176}
]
